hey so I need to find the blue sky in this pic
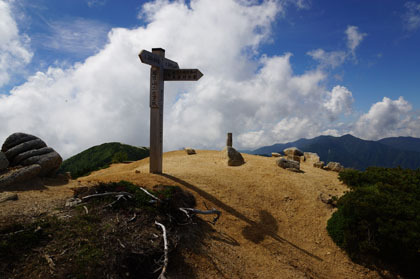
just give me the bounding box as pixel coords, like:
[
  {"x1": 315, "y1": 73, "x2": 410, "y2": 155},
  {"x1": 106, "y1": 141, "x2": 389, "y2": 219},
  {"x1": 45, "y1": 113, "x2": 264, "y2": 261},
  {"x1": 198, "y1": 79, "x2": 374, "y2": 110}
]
[{"x1": 1, "y1": 0, "x2": 420, "y2": 157}]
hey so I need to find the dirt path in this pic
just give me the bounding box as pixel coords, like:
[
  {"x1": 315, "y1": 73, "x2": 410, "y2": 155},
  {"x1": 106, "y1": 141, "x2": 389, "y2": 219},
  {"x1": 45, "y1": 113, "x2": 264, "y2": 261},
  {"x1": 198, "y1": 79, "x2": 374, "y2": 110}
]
[{"x1": 0, "y1": 150, "x2": 381, "y2": 278}]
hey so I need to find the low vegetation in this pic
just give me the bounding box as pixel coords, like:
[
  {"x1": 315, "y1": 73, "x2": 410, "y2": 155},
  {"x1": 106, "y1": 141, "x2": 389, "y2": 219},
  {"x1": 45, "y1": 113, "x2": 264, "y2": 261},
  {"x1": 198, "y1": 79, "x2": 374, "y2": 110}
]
[
  {"x1": 327, "y1": 167, "x2": 420, "y2": 276},
  {"x1": 59, "y1": 142, "x2": 149, "y2": 178},
  {"x1": 0, "y1": 181, "x2": 201, "y2": 279}
]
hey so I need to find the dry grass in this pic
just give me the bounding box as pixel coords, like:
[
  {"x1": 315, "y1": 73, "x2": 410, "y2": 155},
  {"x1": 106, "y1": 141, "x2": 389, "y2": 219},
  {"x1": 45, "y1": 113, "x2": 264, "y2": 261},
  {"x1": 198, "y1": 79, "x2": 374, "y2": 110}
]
[{"x1": 0, "y1": 150, "x2": 383, "y2": 278}]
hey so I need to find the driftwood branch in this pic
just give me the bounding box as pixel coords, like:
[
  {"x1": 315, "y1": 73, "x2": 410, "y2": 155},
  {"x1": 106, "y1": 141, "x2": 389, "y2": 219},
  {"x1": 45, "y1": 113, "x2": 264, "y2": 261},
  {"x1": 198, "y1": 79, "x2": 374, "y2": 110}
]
[
  {"x1": 139, "y1": 187, "x2": 161, "y2": 202},
  {"x1": 179, "y1": 208, "x2": 222, "y2": 224},
  {"x1": 155, "y1": 221, "x2": 169, "y2": 279}
]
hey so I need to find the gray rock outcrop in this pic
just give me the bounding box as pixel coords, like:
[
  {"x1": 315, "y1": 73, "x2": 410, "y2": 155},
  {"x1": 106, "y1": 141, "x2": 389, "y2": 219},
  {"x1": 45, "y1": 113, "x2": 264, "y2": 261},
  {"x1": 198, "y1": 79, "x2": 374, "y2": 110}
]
[
  {"x1": 283, "y1": 147, "x2": 303, "y2": 162},
  {"x1": 0, "y1": 133, "x2": 63, "y2": 187},
  {"x1": 0, "y1": 152, "x2": 9, "y2": 172},
  {"x1": 324, "y1": 162, "x2": 343, "y2": 172},
  {"x1": 222, "y1": 146, "x2": 245, "y2": 166},
  {"x1": 313, "y1": 161, "x2": 325, "y2": 168},
  {"x1": 0, "y1": 164, "x2": 42, "y2": 187},
  {"x1": 304, "y1": 152, "x2": 320, "y2": 163},
  {"x1": 276, "y1": 157, "x2": 300, "y2": 171}
]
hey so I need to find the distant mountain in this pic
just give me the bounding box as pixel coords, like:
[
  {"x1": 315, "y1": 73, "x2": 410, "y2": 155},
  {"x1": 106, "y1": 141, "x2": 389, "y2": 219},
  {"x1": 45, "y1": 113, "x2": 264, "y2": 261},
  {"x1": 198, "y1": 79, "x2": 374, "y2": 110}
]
[
  {"x1": 59, "y1": 142, "x2": 149, "y2": 178},
  {"x1": 248, "y1": 134, "x2": 420, "y2": 170},
  {"x1": 378, "y1": 136, "x2": 420, "y2": 153}
]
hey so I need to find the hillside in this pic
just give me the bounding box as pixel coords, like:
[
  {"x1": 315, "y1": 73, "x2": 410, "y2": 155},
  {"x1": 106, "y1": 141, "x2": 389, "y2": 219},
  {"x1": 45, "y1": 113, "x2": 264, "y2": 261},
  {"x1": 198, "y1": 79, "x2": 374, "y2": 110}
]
[
  {"x1": 59, "y1": 142, "x2": 149, "y2": 178},
  {"x1": 0, "y1": 150, "x2": 386, "y2": 278},
  {"x1": 249, "y1": 134, "x2": 420, "y2": 170}
]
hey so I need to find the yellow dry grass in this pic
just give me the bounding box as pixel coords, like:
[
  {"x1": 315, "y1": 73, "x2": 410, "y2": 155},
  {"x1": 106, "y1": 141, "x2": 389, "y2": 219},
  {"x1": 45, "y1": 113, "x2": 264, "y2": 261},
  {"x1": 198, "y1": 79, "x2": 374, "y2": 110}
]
[{"x1": 0, "y1": 150, "x2": 382, "y2": 278}]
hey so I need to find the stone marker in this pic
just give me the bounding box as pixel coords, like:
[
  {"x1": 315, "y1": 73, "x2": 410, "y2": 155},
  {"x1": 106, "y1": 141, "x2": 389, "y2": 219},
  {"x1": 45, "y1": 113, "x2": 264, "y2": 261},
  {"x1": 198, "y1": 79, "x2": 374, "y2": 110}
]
[
  {"x1": 139, "y1": 48, "x2": 203, "y2": 174},
  {"x1": 226, "y1": 133, "x2": 232, "y2": 147},
  {"x1": 222, "y1": 146, "x2": 245, "y2": 166}
]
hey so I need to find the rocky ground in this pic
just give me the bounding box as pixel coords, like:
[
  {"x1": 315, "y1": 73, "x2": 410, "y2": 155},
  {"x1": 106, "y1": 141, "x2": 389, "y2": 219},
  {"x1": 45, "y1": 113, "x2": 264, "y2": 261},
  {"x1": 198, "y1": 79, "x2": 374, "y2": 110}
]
[{"x1": 0, "y1": 150, "x2": 393, "y2": 278}]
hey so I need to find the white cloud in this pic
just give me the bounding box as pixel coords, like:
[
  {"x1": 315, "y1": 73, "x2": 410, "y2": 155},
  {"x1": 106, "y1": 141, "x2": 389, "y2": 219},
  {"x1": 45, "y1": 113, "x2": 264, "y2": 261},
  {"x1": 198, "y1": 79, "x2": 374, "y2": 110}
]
[
  {"x1": 345, "y1": 25, "x2": 367, "y2": 58},
  {"x1": 0, "y1": 0, "x2": 365, "y2": 159},
  {"x1": 307, "y1": 49, "x2": 346, "y2": 69},
  {"x1": 352, "y1": 96, "x2": 419, "y2": 140},
  {"x1": 404, "y1": 1, "x2": 420, "y2": 31},
  {"x1": 33, "y1": 18, "x2": 110, "y2": 57},
  {"x1": 0, "y1": 0, "x2": 33, "y2": 87},
  {"x1": 307, "y1": 25, "x2": 366, "y2": 68},
  {"x1": 323, "y1": 85, "x2": 354, "y2": 120}
]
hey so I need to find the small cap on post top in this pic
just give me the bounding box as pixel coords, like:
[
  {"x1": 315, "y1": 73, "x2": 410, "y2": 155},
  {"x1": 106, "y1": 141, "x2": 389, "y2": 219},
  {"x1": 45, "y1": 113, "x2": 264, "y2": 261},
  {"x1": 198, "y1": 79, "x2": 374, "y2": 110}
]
[{"x1": 152, "y1": 48, "x2": 165, "y2": 53}]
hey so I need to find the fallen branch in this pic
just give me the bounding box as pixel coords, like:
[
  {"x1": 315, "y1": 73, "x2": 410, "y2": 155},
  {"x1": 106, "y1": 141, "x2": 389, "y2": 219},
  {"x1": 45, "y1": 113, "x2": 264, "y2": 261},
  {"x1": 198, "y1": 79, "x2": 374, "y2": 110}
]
[
  {"x1": 139, "y1": 187, "x2": 161, "y2": 202},
  {"x1": 179, "y1": 208, "x2": 221, "y2": 224},
  {"x1": 81, "y1": 192, "x2": 133, "y2": 201},
  {"x1": 155, "y1": 221, "x2": 168, "y2": 279}
]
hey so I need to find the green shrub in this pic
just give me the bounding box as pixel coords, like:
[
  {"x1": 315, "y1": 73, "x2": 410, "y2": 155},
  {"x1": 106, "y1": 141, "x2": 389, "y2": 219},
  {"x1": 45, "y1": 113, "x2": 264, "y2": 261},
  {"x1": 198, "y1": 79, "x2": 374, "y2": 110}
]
[{"x1": 329, "y1": 167, "x2": 420, "y2": 276}]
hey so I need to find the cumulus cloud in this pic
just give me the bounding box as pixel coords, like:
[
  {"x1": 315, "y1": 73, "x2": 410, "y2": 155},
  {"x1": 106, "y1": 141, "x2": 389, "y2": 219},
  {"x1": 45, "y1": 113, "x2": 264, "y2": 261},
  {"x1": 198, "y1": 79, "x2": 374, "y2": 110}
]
[
  {"x1": 307, "y1": 25, "x2": 366, "y2": 68},
  {"x1": 0, "y1": 0, "x2": 33, "y2": 87},
  {"x1": 323, "y1": 85, "x2": 354, "y2": 120},
  {"x1": 0, "y1": 0, "x2": 360, "y2": 158},
  {"x1": 345, "y1": 25, "x2": 367, "y2": 58},
  {"x1": 352, "y1": 96, "x2": 419, "y2": 140},
  {"x1": 404, "y1": 1, "x2": 420, "y2": 31}
]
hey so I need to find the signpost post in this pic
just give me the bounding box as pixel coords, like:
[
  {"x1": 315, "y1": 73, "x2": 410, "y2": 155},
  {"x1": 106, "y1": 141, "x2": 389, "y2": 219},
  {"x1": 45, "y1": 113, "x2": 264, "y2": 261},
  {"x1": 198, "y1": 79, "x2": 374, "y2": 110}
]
[{"x1": 139, "y1": 48, "x2": 203, "y2": 174}]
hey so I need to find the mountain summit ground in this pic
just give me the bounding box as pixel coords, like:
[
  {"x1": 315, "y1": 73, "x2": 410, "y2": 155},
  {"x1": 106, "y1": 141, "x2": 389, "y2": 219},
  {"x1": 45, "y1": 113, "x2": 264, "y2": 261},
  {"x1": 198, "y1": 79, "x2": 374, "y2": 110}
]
[{"x1": 0, "y1": 150, "x2": 385, "y2": 278}]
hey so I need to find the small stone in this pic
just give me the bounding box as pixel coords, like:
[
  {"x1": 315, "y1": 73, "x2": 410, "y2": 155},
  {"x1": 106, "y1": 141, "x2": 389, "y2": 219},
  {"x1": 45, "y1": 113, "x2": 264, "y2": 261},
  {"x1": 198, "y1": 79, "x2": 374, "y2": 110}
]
[
  {"x1": 184, "y1": 147, "x2": 196, "y2": 155},
  {"x1": 325, "y1": 162, "x2": 344, "y2": 172},
  {"x1": 135, "y1": 170, "x2": 141, "y2": 174},
  {"x1": 276, "y1": 157, "x2": 300, "y2": 171},
  {"x1": 313, "y1": 161, "x2": 325, "y2": 168},
  {"x1": 0, "y1": 192, "x2": 18, "y2": 203},
  {"x1": 271, "y1": 152, "x2": 281, "y2": 157}
]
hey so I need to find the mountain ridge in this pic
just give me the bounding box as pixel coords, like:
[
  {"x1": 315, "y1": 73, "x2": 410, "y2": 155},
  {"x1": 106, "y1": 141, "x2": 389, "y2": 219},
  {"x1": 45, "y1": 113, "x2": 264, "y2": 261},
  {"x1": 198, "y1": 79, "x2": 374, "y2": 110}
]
[{"x1": 246, "y1": 134, "x2": 420, "y2": 170}]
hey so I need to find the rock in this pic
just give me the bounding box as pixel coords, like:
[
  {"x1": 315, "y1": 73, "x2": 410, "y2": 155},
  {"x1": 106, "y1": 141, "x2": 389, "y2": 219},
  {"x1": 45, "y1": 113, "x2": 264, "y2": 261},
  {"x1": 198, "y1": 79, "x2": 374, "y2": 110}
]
[
  {"x1": 1, "y1": 133, "x2": 62, "y2": 177},
  {"x1": 11, "y1": 147, "x2": 54, "y2": 166},
  {"x1": 0, "y1": 192, "x2": 18, "y2": 203},
  {"x1": 313, "y1": 161, "x2": 325, "y2": 168},
  {"x1": 1, "y1": 132, "x2": 38, "y2": 152},
  {"x1": 185, "y1": 147, "x2": 196, "y2": 155},
  {"x1": 21, "y1": 151, "x2": 62, "y2": 176},
  {"x1": 283, "y1": 147, "x2": 303, "y2": 157},
  {"x1": 325, "y1": 162, "x2": 344, "y2": 172},
  {"x1": 319, "y1": 192, "x2": 337, "y2": 207},
  {"x1": 0, "y1": 152, "x2": 9, "y2": 171},
  {"x1": 300, "y1": 155, "x2": 305, "y2": 162},
  {"x1": 276, "y1": 157, "x2": 300, "y2": 171},
  {"x1": 304, "y1": 152, "x2": 320, "y2": 162},
  {"x1": 222, "y1": 146, "x2": 245, "y2": 166},
  {"x1": 4, "y1": 139, "x2": 47, "y2": 162},
  {"x1": 271, "y1": 152, "x2": 281, "y2": 157},
  {"x1": 0, "y1": 164, "x2": 42, "y2": 188}
]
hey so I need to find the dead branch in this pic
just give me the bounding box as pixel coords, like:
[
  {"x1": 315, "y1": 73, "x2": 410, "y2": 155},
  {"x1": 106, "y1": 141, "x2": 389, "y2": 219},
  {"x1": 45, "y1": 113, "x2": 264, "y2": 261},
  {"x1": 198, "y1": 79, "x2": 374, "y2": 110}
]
[
  {"x1": 83, "y1": 206, "x2": 89, "y2": 214},
  {"x1": 139, "y1": 187, "x2": 161, "y2": 202},
  {"x1": 81, "y1": 192, "x2": 133, "y2": 201},
  {"x1": 179, "y1": 207, "x2": 222, "y2": 224},
  {"x1": 128, "y1": 213, "x2": 137, "y2": 223},
  {"x1": 155, "y1": 221, "x2": 168, "y2": 279}
]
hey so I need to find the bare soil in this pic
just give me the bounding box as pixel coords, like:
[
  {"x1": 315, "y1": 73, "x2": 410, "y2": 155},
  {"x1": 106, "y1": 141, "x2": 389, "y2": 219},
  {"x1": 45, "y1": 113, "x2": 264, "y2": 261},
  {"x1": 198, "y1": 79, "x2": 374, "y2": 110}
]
[{"x1": 0, "y1": 150, "x2": 389, "y2": 278}]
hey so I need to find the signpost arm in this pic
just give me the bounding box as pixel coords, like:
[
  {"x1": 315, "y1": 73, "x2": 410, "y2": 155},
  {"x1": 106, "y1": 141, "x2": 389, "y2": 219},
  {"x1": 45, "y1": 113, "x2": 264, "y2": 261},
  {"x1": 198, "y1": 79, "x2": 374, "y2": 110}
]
[{"x1": 149, "y1": 48, "x2": 165, "y2": 174}]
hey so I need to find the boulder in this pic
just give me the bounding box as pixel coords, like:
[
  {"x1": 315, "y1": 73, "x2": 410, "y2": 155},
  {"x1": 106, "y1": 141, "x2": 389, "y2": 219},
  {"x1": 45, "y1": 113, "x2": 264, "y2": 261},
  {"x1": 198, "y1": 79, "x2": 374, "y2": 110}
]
[
  {"x1": 313, "y1": 161, "x2": 325, "y2": 168},
  {"x1": 1, "y1": 133, "x2": 62, "y2": 177},
  {"x1": 325, "y1": 162, "x2": 343, "y2": 172},
  {"x1": 222, "y1": 146, "x2": 245, "y2": 166},
  {"x1": 0, "y1": 152, "x2": 9, "y2": 172},
  {"x1": 271, "y1": 152, "x2": 281, "y2": 157},
  {"x1": 283, "y1": 147, "x2": 303, "y2": 157},
  {"x1": 0, "y1": 164, "x2": 42, "y2": 188},
  {"x1": 304, "y1": 152, "x2": 320, "y2": 162},
  {"x1": 184, "y1": 147, "x2": 196, "y2": 155},
  {"x1": 4, "y1": 139, "x2": 47, "y2": 162},
  {"x1": 1, "y1": 133, "x2": 37, "y2": 152},
  {"x1": 276, "y1": 157, "x2": 300, "y2": 171}
]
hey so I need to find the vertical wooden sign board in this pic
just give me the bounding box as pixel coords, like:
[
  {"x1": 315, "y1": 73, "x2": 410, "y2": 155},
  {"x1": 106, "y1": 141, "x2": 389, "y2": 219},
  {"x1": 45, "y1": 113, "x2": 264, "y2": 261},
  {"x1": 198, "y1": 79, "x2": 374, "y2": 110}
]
[{"x1": 139, "y1": 48, "x2": 203, "y2": 173}]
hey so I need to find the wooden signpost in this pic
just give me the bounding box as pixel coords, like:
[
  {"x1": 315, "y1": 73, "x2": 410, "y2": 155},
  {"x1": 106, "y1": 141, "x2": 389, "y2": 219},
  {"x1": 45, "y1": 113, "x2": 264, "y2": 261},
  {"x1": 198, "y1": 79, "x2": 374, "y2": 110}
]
[{"x1": 139, "y1": 48, "x2": 203, "y2": 174}]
